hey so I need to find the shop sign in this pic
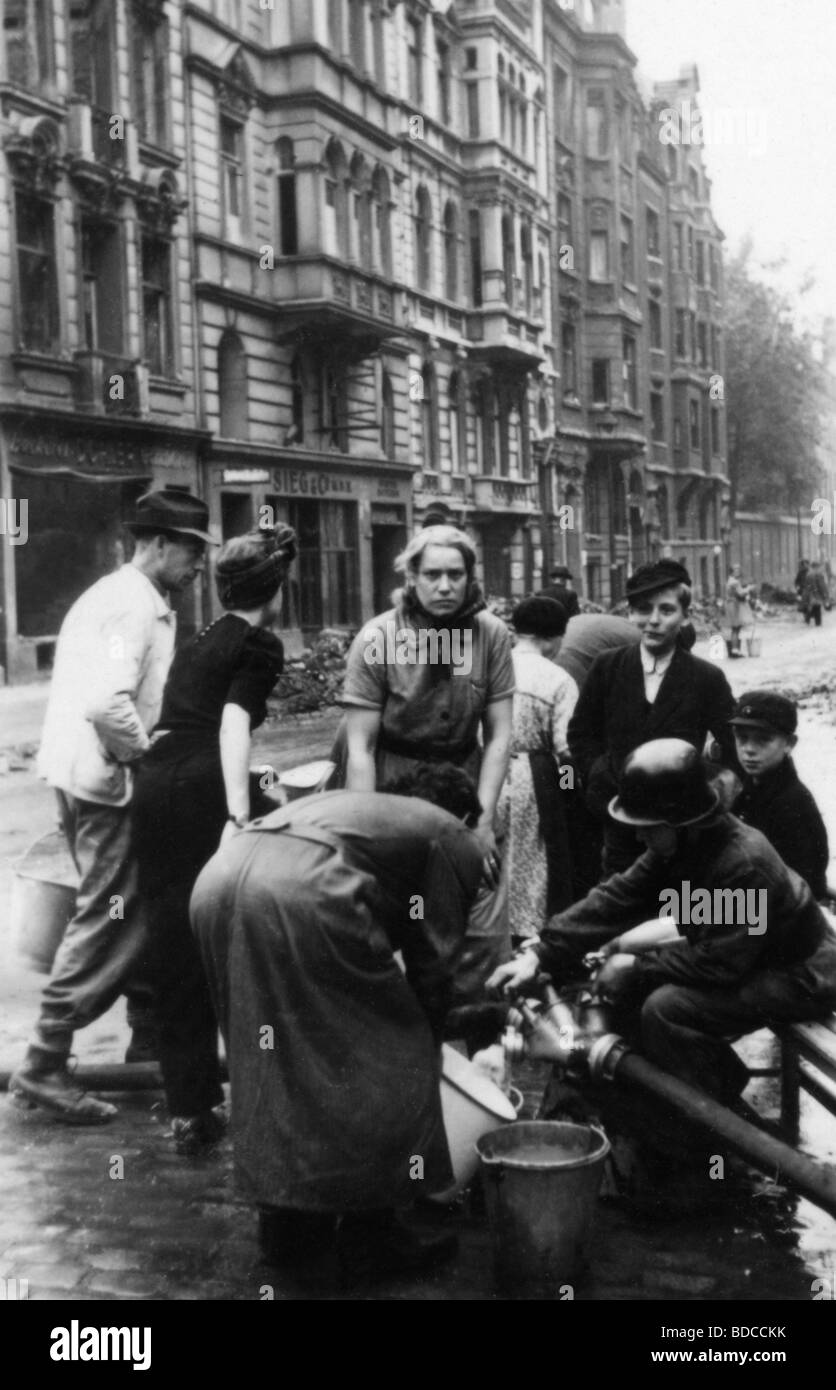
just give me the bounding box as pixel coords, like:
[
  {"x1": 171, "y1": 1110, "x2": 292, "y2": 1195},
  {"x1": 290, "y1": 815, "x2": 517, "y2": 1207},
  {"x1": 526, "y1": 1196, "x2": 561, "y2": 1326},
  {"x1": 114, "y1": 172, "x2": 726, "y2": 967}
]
[
  {"x1": 8, "y1": 425, "x2": 150, "y2": 474},
  {"x1": 223, "y1": 469, "x2": 270, "y2": 484},
  {"x1": 271, "y1": 468, "x2": 354, "y2": 498},
  {"x1": 375, "y1": 477, "x2": 408, "y2": 500}
]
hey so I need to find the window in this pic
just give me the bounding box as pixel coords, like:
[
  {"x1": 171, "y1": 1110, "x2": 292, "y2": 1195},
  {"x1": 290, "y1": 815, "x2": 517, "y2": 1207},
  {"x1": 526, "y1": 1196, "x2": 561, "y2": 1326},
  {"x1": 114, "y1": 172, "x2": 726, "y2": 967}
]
[
  {"x1": 589, "y1": 229, "x2": 609, "y2": 280},
  {"x1": 141, "y1": 233, "x2": 174, "y2": 376},
  {"x1": 499, "y1": 86, "x2": 507, "y2": 141},
  {"x1": 667, "y1": 145, "x2": 677, "y2": 182},
  {"x1": 648, "y1": 298, "x2": 662, "y2": 350},
  {"x1": 129, "y1": 1, "x2": 169, "y2": 148},
  {"x1": 276, "y1": 138, "x2": 298, "y2": 256},
  {"x1": 290, "y1": 355, "x2": 305, "y2": 444},
  {"x1": 350, "y1": 154, "x2": 371, "y2": 268},
  {"x1": 348, "y1": 0, "x2": 365, "y2": 71},
  {"x1": 493, "y1": 386, "x2": 508, "y2": 476},
  {"x1": 585, "y1": 89, "x2": 608, "y2": 157},
  {"x1": 220, "y1": 115, "x2": 245, "y2": 238},
  {"x1": 711, "y1": 406, "x2": 721, "y2": 454},
  {"x1": 69, "y1": 0, "x2": 114, "y2": 160},
  {"x1": 622, "y1": 334, "x2": 637, "y2": 409},
  {"x1": 591, "y1": 359, "x2": 609, "y2": 405},
  {"x1": 327, "y1": 0, "x2": 343, "y2": 52},
  {"x1": 414, "y1": 184, "x2": 431, "y2": 291},
  {"x1": 553, "y1": 65, "x2": 571, "y2": 142},
  {"x1": 687, "y1": 225, "x2": 694, "y2": 273},
  {"x1": 646, "y1": 207, "x2": 660, "y2": 258},
  {"x1": 469, "y1": 208, "x2": 483, "y2": 307},
  {"x1": 407, "y1": 16, "x2": 422, "y2": 105},
  {"x1": 4, "y1": 0, "x2": 53, "y2": 88},
  {"x1": 15, "y1": 190, "x2": 59, "y2": 352},
  {"x1": 619, "y1": 215, "x2": 634, "y2": 283},
  {"x1": 674, "y1": 417, "x2": 682, "y2": 448},
  {"x1": 466, "y1": 82, "x2": 480, "y2": 138},
  {"x1": 711, "y1": 325, "x2": 720, "y2": 368},
  {"x1": 689, "y1": 398, "x2": 700, "y2": 449},
  {"x1": 696, "y1": 239, "x2": 705, "y2": 286},
  {"x1": 650, "y1": 391, "x2": 665, "y2": 440},
  {"x1": 557, "y1": 192, "x2": 572, "y2": 251},
  {"x1": 437, "y1": 39, "x2": 451, "y2": 126},
  {"x1": 675, "y1": 309, "x2": 687, "y2": 358},
  {"x1": 465, "y1": 46, "x2": 477, "y2": 70},
  {"x1": 689, "y1": 166, "x2": 700, "y2": 200},
  {"x1": 673, "y1": 223, "x2": 683, "y2": 272},
  {"x1": 697, "y1": 320, "x2": 708, "y2": 368},
  {"x1": 443, "y1": 201, "x2": 458, "y2": 301},
  {"x1": 561, "y1": 322, "x2": 577, "y2": 395},
  {"x1": 323, "y1": 140, "x2": 348, "y2": 256},
  {"x1": 520, "y1": 222, "x2": 533, "y2": 315},
  {"x1": 283, "y1": 499, "x2": 359, "y2": 628},
  {"x1": 709, "y1": 243, "x2": 719, "y2": 291},
  {"x1": 80, "y1": 219, "x2": 123, "y2": 354},
  {"x1": 586, "y1": 467, "x2": 602, "y2": 532},
  {"x1": 322, "y1": 362, "x2": 347, "y2": 451},
  {"x1": 218, "y1": 331, "x2": 248, "y2": 439},
  {"x1": 371, "y1": 166, "x2": 392, "y2": 277},
  {"x1": 422, "y1": 363, "x2": 438, "y2": 470},
  {"x1": 689, "y1": 311, "x2": 697, "y2": 362},
  {"x1": 501, "y1": 213, "x2": 515, "y2": 303},
  {"x1": 448, "y1": 369, "x2": 464, "y2": 474},
  {"x1": 381, "y1": 371, "x2": 395, "y2": 458}
]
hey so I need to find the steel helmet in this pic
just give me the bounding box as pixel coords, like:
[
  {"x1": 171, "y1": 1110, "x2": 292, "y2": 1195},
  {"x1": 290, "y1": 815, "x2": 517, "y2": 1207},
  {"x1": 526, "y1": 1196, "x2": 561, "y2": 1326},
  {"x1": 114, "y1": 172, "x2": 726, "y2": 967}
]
[{"x1": 608, "y1": 738, "x2": 719, "y2": 828}]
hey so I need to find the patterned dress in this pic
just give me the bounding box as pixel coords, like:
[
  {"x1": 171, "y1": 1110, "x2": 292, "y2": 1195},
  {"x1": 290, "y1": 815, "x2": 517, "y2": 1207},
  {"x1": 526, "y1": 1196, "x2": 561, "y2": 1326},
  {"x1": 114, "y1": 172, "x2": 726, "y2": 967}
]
[{"x1": 498, "y1": 648, "x2": 579, "y2": 939}]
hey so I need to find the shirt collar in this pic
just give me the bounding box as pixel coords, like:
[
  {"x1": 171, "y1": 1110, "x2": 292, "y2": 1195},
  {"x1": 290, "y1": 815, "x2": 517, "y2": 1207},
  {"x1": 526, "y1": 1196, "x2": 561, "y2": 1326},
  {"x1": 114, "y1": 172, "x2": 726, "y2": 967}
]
[
  {"x1": 125, "y1": 563, "x2": 175, "y2": 621},
  {"x1": 639, "y1": 644, "x2": 675, "y2": 675}
]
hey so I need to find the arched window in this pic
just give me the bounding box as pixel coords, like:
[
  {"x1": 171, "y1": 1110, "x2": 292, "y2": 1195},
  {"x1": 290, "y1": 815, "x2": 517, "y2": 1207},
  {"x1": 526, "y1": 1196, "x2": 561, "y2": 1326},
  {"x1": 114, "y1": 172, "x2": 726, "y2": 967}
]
[
  {"x1": 218, "y1": 331, "x2": 248, "y2": 439},
  {"x1": 289, "y1": 354, "x2": 304, "y2": 444},
  {"x1": 501, "y1": 212, "x2": 515, "y2": 305},
  {"x1": 469, "y1": 208, "x2": 483, "y2": 307},
  {"x1": 350, "y1": 151, "x2": 371, "y2": 268},
  {"x1": 276, "y1": 137, "x2": 297, "y2": 257},
  {"x1": 323, "y1": 139, "x2": 348, "y2": 257},
  {"x1": 415, "y1": 184, "x2": 432, "y2": 290},
  {"x1": 448, "y1": 369, "x2": 466, "y2": 474},
  {"x1": 371, "y1": 165, "x2": 392, "y2": 276},
  {"x1": 443, "y1": 200, "x2": 458, "y2": 301},
  {"x1": 520, "y1": 222, "x2": 532, "y2": 315},
  {"x1": 381, "y1": 370, "x2": 395, "y2": 457},
  {"x1": 421, "y1": 362, "x2": 438, "y2": 469}
]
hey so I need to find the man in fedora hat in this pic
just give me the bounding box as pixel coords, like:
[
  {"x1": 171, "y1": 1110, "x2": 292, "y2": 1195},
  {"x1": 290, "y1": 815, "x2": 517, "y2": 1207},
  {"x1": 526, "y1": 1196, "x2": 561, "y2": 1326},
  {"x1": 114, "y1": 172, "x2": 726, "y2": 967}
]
[
  {"x1": 489, "y1": 739, "x2": 836, "y2": 1106},
  {"x1": 10, "y1": 489, "x2": 216, "y2": 1123},
  {"x1": 568, "y1": 559, "x2": 737, "y2": 877},
  {"x1": 539, "y1": 564, "x2": 580, "y2": 619}
]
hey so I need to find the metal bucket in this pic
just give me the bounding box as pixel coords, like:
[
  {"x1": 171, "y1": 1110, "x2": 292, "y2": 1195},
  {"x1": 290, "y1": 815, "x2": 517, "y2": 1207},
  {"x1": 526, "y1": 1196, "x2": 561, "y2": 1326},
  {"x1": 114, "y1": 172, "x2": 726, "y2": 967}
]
[
  {"x1": 11, "y1": 831, "x2": 79, "y2": 974},
  {"x1": 745, "y1": 635, "x2": 762, "y2": 657},
  {"x1": 477, "y1": 1120, "x2": 610, "y2": 1297}
]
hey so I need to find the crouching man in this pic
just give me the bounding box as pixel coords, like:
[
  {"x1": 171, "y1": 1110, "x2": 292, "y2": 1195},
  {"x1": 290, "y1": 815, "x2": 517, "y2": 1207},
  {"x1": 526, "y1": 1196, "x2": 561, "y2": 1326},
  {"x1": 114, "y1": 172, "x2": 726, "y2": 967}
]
[{"x1": 488, "y1": 739, "x2": 836, "y2": 1105}]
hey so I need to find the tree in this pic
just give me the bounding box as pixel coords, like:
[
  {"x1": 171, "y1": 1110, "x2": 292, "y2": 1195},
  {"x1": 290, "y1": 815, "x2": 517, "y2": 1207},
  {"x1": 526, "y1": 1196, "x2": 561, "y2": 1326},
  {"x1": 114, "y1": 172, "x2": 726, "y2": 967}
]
[{"x1": 724, "y1": 241, "x2": 823, "y2": 512}]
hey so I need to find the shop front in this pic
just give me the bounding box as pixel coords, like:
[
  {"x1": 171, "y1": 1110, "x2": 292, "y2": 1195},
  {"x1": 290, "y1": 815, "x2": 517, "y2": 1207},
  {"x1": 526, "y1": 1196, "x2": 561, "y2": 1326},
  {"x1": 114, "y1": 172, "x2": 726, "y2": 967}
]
[
  {"x1": 209, "y1": 454, "x2": 413, "y2": 651},
  {"x1": 0, "y1": 414, "x2": 204, "y2": 684}
]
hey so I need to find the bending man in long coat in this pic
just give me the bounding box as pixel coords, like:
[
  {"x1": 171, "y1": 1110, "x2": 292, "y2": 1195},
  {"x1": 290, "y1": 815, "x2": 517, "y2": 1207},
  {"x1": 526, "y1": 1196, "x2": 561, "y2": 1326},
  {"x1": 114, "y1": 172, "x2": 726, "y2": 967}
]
[{"x1": 191, "y1": 767, "x2": 484, "y2": 1285}]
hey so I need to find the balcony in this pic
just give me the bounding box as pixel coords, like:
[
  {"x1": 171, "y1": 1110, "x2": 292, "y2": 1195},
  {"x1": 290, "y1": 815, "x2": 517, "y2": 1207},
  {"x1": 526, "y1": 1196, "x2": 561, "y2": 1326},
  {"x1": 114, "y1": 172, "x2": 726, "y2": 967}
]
[
  {"x1": 67, "y1": 100, "x2": 136, "y2": 174},
  {"x1": 269, "y1": 257, "x2": 400, "y2": 353},
  {"x1": 472, "y1": 476, "x2": 537, "y2": 514},
  {"x1": 73, "y1": 351, "x2": 149, "y2": 417}
]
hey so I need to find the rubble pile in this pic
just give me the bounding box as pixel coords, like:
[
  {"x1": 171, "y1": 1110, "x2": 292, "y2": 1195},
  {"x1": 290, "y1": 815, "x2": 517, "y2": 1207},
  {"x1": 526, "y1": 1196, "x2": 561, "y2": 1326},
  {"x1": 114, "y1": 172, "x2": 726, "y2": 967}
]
[{"x1": 269, "y1": 629, "x2": 353, "y2": 715}]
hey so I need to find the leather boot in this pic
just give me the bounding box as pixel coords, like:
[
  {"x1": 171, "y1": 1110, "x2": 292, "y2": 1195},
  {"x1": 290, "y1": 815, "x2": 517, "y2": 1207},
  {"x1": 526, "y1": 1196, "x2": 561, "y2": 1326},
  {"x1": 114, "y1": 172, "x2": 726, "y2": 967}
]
[
  {"x1": 337, "y1": 1208, "x2": 458, "y2": 1286},
  {"x1": 9, "y1": 1048, "x2": 117, "y2": 1124}
]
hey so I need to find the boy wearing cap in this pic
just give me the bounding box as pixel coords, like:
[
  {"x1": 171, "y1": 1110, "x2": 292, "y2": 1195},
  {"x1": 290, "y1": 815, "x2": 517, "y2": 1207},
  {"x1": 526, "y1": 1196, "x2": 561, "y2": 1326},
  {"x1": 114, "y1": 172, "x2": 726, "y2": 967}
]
[
  {"x1": 568, "y1": 560, "x2": 737, "y2": 877},
  {"x1": 730, "y1": 690, "x2": 829, "y2": 900},
  {"x1": 10, "y1": 490, "x2": 215, "y2": 1124}
]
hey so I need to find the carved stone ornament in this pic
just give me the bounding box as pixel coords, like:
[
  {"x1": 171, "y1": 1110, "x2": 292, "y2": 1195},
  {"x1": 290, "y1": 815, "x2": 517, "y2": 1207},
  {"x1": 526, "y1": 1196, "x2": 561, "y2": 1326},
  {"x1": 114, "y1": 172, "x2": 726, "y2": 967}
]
[
  {"x1": 4, "y1": 117, "x2": 62, "y2": 193},
  {"x1": 136, "y1": 169, "x2": 187, "y2": 231}
]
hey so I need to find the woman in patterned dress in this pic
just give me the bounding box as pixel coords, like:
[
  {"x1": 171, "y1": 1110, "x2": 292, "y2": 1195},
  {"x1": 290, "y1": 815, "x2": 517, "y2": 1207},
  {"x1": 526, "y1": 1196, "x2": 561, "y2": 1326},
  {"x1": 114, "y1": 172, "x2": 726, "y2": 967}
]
[{"x1": 498, "y1": 597, "x2": 578, "y2": 943}]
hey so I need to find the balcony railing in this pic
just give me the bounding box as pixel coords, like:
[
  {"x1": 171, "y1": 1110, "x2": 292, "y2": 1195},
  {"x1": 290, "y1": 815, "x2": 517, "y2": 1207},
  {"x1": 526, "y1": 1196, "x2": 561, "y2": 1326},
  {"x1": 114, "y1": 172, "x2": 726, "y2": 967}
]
[{"x1": 472, "y1": 476, "x2": 537, "y2": 512}]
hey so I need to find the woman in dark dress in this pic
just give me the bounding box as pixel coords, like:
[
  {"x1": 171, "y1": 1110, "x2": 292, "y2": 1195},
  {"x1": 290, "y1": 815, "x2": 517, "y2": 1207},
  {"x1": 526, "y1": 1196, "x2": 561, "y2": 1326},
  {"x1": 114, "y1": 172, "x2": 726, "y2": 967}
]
[{"x1": 133, "y1": 523, "x2": 296, "y2": 1154}]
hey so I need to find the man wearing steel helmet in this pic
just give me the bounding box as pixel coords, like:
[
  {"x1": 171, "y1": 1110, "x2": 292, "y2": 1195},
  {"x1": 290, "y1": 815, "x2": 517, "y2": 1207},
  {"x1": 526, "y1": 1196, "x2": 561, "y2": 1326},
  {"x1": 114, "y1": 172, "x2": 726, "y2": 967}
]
[{"x1": 488, "y1": 738, "x2": 836, "y2": 1104}]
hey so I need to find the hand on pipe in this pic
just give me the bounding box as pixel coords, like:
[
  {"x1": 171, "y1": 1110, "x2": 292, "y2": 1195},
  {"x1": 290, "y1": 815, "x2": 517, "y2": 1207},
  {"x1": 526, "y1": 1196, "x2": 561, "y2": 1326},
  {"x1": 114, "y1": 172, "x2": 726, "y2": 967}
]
[{"x1": 486, "y1": 949, "x2": 540, "y2": 998}]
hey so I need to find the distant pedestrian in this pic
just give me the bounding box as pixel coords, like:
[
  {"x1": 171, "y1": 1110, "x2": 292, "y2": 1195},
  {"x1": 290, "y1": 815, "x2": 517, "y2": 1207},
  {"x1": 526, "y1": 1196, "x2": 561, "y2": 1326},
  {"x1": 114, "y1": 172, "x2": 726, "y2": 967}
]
[
  {"x1": 801, "y1": 561, "x2": 829, "y2": 627},
  {"x1": 724, "y1": 564, "x2": 754, "y2": 657},
  {"x1": 10, "y1": 490, "x2": 214, "y2": 1124},
  {"x1": 794, "y1": 558, "x2": 810, "y2": 598},
  {"x1": 539, "y1": 564, "x2": 580, "y2": 619}
]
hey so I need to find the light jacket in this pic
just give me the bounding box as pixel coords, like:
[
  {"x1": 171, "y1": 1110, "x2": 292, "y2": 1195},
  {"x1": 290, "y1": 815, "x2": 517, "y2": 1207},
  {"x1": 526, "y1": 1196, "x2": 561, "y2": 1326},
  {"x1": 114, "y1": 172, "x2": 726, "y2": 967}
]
[{"x1": 37, "y1": 564, "x2": 176, "y2": 806}]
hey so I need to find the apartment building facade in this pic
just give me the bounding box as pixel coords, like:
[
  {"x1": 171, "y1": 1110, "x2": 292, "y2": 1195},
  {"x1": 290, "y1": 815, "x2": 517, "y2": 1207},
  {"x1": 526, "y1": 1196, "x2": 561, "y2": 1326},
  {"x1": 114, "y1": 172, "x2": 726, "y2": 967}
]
[
  {"x1": 0, "y1": 0, "x2": 730, "y2": 680},
  {"x1": 0, "y1": 0, "x2": 206, "y2": 682}
]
